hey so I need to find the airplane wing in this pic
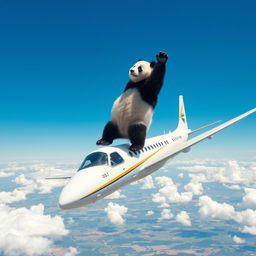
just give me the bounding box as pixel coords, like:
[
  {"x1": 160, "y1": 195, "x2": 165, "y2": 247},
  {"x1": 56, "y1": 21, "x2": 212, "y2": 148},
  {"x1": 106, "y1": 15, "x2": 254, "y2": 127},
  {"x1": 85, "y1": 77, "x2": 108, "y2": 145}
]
[
  {"x1": 45, "y1": 176, "x2": 72, "y2": 180},
  {"x1": 174, "y1": 108, "x2": 256, "y2": 154},
  {"x1": 188, "y1": 120, "x2": 222, "y2": 135}
]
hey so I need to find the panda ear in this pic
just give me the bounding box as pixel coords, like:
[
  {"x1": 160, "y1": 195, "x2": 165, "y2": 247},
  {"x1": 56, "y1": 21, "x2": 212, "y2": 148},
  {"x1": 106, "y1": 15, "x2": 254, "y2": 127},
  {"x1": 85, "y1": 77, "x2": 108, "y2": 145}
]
[
  {"x1": 150, "y1": 61, "x2": 156, "y2": 68},
  {"x1": 137, "y1": 59, "x2": 143, "y2": 62}
]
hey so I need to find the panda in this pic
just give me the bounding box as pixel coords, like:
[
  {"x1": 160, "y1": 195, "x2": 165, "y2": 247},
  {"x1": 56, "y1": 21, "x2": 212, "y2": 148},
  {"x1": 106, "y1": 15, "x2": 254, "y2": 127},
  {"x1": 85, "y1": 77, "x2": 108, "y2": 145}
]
[{"x1": 96, "y1": 51, "x2": 168, "y2": 151}]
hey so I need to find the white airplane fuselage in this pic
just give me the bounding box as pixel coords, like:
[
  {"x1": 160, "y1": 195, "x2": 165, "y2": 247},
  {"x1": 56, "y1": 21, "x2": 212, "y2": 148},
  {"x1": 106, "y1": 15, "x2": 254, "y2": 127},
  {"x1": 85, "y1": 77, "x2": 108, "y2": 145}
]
[
  {"x1": 59, "y1": 130, "x2": 188, "y2": 209},
  {"x1": 57, "y1": 95, "x2": 255, "y2": 210}
]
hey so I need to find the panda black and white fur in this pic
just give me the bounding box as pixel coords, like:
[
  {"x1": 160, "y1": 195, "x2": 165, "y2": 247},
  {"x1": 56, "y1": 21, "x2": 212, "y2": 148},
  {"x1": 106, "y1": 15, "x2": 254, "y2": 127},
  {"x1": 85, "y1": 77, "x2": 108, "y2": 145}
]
[{"x1": 96, "y1": 51, "x2": 168, "y2": 151}]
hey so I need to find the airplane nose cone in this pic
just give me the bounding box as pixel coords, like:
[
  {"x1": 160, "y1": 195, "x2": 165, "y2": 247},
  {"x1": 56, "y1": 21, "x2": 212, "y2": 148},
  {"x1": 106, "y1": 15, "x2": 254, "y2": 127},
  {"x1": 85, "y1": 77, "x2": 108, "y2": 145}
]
[
  {"x1": 58, "y1": 167, "x2": 104, "y2": 209},
  {"x1": 58, "y1": 185, "x2": 78, "y2": 209},
  {"x1": 58, "y1": 173, "x2": 88, "y2": 209}
]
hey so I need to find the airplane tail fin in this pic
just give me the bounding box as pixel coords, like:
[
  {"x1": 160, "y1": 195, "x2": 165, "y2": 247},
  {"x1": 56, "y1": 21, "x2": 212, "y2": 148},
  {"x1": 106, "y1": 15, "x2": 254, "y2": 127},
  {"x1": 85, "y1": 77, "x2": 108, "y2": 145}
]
[{"x1": 177, "y1": 95, "x2": 189, "y2": 131}]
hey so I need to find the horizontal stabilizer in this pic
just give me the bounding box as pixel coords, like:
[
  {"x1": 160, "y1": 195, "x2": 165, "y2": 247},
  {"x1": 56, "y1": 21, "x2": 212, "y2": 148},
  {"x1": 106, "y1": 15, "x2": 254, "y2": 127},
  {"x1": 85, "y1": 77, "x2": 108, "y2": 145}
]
[{"x1": 188, "y1": 120, "x2": 222, "y2": 135}]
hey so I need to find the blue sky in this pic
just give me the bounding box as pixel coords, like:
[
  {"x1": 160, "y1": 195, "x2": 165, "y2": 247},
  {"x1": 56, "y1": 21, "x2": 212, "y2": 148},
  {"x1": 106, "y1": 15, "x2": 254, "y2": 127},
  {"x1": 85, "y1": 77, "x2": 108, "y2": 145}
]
[{"x1": 0, "y1": 0, "x2": 255, "y2": 161}]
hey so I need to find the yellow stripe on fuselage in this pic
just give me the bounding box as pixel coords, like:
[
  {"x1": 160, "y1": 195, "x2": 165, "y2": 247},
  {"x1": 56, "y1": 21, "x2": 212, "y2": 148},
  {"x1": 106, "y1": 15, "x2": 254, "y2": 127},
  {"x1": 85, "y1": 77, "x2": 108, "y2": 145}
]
[{"x1": 80, "y1": 145, "x2": 167, "y2": 200}]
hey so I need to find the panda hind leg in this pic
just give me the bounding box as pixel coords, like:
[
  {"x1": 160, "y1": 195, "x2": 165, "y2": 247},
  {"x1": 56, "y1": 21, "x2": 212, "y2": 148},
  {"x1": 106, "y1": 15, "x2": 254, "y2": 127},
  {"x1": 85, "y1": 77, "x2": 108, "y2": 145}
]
[
  {"x1": 96, "y1": 121, "x2": 121, "y2": 146},
  {"x1": 128, "y1": 123, "x2": 147, "y2": 152}
]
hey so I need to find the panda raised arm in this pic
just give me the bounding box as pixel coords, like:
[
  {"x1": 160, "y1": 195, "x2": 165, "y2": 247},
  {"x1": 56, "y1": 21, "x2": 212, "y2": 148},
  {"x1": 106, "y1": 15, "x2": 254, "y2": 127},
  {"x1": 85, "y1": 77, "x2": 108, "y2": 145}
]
[
  {"x1": 143, "y1": 51, "x2": 168, "y2": 97},
  {"x1": 125, "y1": 51, "x2": 168, "y2": 108},
  {"x1": 96, "y1": 51, "x2": 168, "y2": 152}
]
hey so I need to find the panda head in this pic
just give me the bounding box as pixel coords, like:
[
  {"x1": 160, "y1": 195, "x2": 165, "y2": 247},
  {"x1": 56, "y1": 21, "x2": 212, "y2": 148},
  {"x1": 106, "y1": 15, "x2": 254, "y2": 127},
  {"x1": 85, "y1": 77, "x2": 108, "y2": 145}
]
[{"x1": 129, "y1": 60, "x2": 156, "y2": 83}]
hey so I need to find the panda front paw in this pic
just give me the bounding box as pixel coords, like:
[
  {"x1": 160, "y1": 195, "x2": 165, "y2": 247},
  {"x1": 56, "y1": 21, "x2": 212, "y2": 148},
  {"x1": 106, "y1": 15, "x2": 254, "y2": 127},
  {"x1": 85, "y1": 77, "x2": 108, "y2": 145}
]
[
  {"x1": 96, "y1": 139, "x2": 111, "y2": 146},
  {"x1": 156, "y1": 51, "x2": 168, "y2": 63},
  {"x1": 129, "y1": 144, "x2": 144, "y2": 152}
]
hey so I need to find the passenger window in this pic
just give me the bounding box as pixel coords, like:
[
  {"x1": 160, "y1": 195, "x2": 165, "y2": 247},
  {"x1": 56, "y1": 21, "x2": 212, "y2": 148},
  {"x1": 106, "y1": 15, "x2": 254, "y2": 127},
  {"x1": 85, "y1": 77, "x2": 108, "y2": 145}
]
[
  {"x1": 142, "y1": 149, "x2": 144, "y2": 153},
  {"x1": 150, "y1": 145, "x2": 154, "y2": 150},
  {"x1": 147, "y1": 146, "x2": 151, "y2": 151},
  {"x1": 129, "y1": 152, "x2": 133, "y2": 157},
  {"x1": 110, "y1": 152, "x2": 124, "y2": 166},
  {"x1": 145, "y1": 147, "x2": 148, "y2": 152}
]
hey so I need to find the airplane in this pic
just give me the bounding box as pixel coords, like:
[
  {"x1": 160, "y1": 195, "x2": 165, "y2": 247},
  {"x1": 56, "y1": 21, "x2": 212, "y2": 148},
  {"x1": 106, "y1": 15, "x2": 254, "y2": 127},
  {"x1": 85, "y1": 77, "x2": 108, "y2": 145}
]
[{"x1": 48, "y1": 96, "x2": 256, "y2": 210}]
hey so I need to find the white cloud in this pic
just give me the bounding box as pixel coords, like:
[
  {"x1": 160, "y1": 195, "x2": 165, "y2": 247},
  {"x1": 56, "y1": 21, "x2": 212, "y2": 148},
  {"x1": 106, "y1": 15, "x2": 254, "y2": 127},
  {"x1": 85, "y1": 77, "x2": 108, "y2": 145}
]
[
  {"x1": 104, "y1": 202, "x2": 128, "y2": 226},
  {"x1": 141, "y1": 175, "x2": 154, "y2": 189},
  {"x1": 176, "y1": 211, "x2": 191, "y2": 226},
  {"x1": 199, "y1": 196, "x2": 235, "y2": 220},
  {"x1": 152, "y1": 176, "x2": 193, "y2": 206},
  {"x1": 224, "y1": 184, "x2": 242, "y2": 190},
  {"x1": 241, "y1": 225, "x2": 256, "y2": 235},
  {"x1": 232, "y1": 235, "x2": 245, "y2": 244},
  {"x1": 0, "y1": 203, "x2": 73, "y2": 256},
  {"x1": 30, "y1": 166, "x2": 71, "y2": 194},
  {"x1": 0, "y1": 165, "x2": 70, "y2": 205},
  {"x1": 158, "y1": 208, "x2": 174, "y2": 221},
  {"x1": 0, "y1": 171, "x2": 14, "y2": 178},
  {"x1": 0, "y1": 170, "x2": 68, "y2": 204},
  {"x1": 0, "y1": 189, "x2": 29, "y2": 204},
  {"x1": 184, "y1": 182, "x2": 203, "y2": 195},
  {"x1": 241, "y1": 188, "x2": 256, "y2": 208},
  {"x1": 1, "y1": 165, "x2": 29, "y2": 172},
  {"x1": 234, "y1": 209, "x2": 256, "y2": 234},
  {"x1": 14, "y1": 174, "x2": 33, "y2": 186},
  {"x1": 199, "y1": 195, "x2": 256, "y2": 235},
  {"x1": 35, "y1": 178, "x2": 67, "y2": 194},
  {"x1": 64, "y1": 247, "x2": 79, "y2": 256},
  {"x1": 0, "y1": 176, "x2": 37, "y2": 204},
  {"x1": 105, "y1": 190, "x2": 126, "y2": 199},
  {"x1": 158, "y1": 203, "x2": 170, "y2": 208},
  {"x1": 188, "y1": 173, "x2": 207, "y2": 183},
  {"x1": 177, "y1": 160, "x2": 256, "y2": 187},
  {"x1": 4, "y1": 162, "x2": 73, "y2": 195},
  {"x1": 146, "y1": 210, "x2": 154, "y2": 216}
]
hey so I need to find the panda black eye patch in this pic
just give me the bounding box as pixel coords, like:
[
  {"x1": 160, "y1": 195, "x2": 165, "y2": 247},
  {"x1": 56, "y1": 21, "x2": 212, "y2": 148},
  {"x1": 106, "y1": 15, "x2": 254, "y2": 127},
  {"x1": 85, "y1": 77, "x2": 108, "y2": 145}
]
[{"x1": 138, "y1": 66, "x2": 143, "y2": 72}]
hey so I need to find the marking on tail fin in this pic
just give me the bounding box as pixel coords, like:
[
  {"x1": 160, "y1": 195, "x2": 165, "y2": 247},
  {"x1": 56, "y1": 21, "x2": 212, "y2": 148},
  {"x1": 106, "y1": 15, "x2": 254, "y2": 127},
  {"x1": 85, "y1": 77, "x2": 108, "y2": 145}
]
[
  {"x1": 176, "y1": 95, "x2": 189, "y2": 131},
  {"x1": 180, "y1": 106, "x2": 185, "y2": 122}
]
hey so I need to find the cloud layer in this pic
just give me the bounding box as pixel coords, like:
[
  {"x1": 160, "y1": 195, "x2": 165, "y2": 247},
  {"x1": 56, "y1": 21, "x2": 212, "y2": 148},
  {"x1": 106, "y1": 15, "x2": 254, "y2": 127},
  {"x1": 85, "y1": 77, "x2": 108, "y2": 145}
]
[
  {"x1": 0, "y1": 162, "x2": 78, "y2": 256},
  {"x1": 199, "y1": 195, "x2": 256, "y2": 235},
  {"x1": 0, "y1": 163, "x2": 71, "y2": 204},
  {"x1": 152, "y1": 176, "x2": 193, "y2": 207},
  {"x1": 0, "y1": 203, "x2": 76, "y2": 256}
]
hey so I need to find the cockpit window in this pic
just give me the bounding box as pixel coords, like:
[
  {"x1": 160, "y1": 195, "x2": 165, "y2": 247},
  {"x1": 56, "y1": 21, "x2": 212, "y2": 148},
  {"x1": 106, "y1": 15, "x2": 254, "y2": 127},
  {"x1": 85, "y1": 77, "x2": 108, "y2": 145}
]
[
  {"x1": 110, "y1": 152, "x2": 124, "y2": 166},
  {"x1": 78, "y1": 152, "x2": 108, "y2": 170}
]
